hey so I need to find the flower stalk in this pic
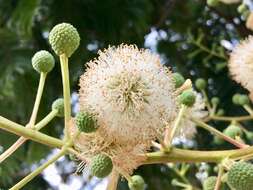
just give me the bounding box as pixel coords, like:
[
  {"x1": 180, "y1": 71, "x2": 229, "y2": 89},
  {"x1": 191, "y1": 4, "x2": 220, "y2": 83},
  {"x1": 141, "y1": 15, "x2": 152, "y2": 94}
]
[{"x1": 60, "y1": 54, "x2": 71, "y2": 140}]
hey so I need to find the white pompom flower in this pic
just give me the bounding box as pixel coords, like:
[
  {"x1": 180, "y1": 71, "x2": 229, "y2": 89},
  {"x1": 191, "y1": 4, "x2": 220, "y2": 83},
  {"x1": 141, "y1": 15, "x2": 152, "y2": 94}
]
[
  {"x1": 229, "y1": 36, "x2": 253, "y2": 92},
  {"x1": 72, "y1": 44, "x2": 179, "y2": 175},
  {"x1": 79, "y1": 44, "x2": 178, "y2": 144}
]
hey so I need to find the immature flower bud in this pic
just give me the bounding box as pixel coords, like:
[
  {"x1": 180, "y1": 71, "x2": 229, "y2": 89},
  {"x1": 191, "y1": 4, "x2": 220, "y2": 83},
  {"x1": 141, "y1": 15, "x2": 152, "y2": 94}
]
[
  {"x1": 179, "y1": 90, "x2": 196, "y2": 107},
  {"x1": 237, "y1": 3, "x2": 248, "y2": 14},
  {"x1": 75, "y1": 111, "x2": 98, "y2": 133},
  {"x1": 90, "y1": 154, "x2": 113, "y2": 178},
  {"x1": 203, "y1": 176, "x2": 217, "y2": 190},
  {"x1": 49, "y1": 23, "x2": 80, "y2": 57},
  {"x1": 232, "y1": 94, "x2": 241, "y2": 105},
  {"x1": 195, "y1": 78, "x2": 207, "y2": 91},
  {"x1": 227, "y1": 162, "x2": 253, "y2": 190},
  {"x1": 52, "y1": 98, "x2": 64, "y2": 117},
  {"x1": 128, "y1": 175, "x2": 145, "y2": 190},
  {"x1": 211, "y1": 97, "x2": 220, "y2": 105},
  {"x1": 207, "y1": 0, "x2": 219, "y2": 7},
  {"x1": 238, "y1": 94, "x2": 250, "y2": 106},
  {"x1": 223, "y1": 124, "x2": 242, "y2": 139},
  {"x1": 216, "y1": 108, "x2": 224, "y2": 116},
  {"x1": 172, "y1": 72, "x2": 185, "y2": 88},
  {"x1": 32, "y1": 50, "x2": 55, "y2": 73}
]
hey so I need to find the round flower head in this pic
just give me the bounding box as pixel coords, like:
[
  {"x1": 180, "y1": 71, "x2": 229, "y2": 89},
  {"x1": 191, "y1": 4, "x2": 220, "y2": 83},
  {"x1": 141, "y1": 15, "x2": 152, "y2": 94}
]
[
  {"x1": 75, "y1": 44, "x2": 178, "y2": 175},
  {"x1": 79, "y1": 44, "x2": 178, "y2": 144},
  {"x1": 49, "y1": 23, "x2": 80, "y2": 57},
  {"x1": 229, "y1": 36, "x2": 253, "y2": 93},
  {"x1": 32, "y1": 50, "x2": 55, "y2": 73}
]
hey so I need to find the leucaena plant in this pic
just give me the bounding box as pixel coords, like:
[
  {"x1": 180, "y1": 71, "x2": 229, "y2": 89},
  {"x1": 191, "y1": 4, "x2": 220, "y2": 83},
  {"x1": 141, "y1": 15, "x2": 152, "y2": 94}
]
[{"x1": 2, "y1": 14, "x2": 253, "y2": 190}]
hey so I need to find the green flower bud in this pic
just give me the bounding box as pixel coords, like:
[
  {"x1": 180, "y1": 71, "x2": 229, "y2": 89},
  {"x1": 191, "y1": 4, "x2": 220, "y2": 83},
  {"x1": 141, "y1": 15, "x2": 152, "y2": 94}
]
[
  {"x1": 238, "y1": 4, "x2": 248, "y2": 14},
  {"x1": 207, "y1": 0, "x2": 219, "y2": 7},
  {"x1": 195, "y1": 78, "x2": 207, "y2": 91},
  {"x1": 128, "y1": 175, "x2": 145, "y2": 190},
  {"x1": 32, "y1": 50, "x2": 55, "y2": 73},
  {"x1": 228, "y1": 162, "x2": 253, "y2": 190},
  {"x1": 232, "y1": 94, "x2": 241, "y2": 105},
  {"x1": 203, "y1": 176, "x2": 217, "y2": 190},
  {"x1": 238, "y1": 94, "x2": 250, "y2": 106},
  {"x1": 172, "y1": 72, "x2": 185, "y2": 88},
  {"x1": 179, "y1": 90, "x2": 196, "y2": 107},
  {"x1": 223, "y1": 124, "x2": 242, "y2": 139},
  {"x1": 211, "y1": 97, "x2": 220, "y2": 105},
  {"x1": 49, "y1": 23, "x2": 80, "y2": 57},
  {"x1": 90, "y1": 154, "x2": 113, "y2": 178},
  {"x1": 213, "y1": 136, "x2": 224, "y2": 145},
  {"x1": 246, "y1": 131, "x2": 253, "y2": 140},
  {"x1": 75, "y1": 111, "x2": 98, "y2": 133},
  {"x1": 216, "y1": 108, "x2": 224, "y2": 116},
  {"x1": 52, "y1": 98, "x2": 64, "y2": 117}
]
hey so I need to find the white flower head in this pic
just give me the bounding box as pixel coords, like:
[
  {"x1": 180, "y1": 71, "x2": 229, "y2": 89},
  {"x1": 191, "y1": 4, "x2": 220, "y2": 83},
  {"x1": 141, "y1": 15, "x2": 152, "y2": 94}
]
[
  {"x1": 79, "y1": 44, "x2": 178, "y2": 144},
  {"x1": 229, "y1": 36, "x2": 253, "y2": 92},
  {"x1": 176, "y1": 92, "x2": 208, "y2": 139}
]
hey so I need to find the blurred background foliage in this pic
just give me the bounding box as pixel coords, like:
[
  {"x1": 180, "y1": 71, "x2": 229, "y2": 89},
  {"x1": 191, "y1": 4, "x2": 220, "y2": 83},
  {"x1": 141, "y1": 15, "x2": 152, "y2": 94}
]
[{"x1": 0, "y1": 0, "x2": 252, "y2": 189}]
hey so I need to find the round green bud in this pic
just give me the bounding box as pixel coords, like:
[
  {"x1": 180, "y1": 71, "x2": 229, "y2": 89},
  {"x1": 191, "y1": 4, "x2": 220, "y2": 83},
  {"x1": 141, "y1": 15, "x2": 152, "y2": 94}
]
[
  {"x1": 128, "y1": 175, "x2": 145, "y2": 190},
  {"x1": 90, "y1": 154, "x2": 113, "y2": 178},
  {"x1": 213, "y1": 136, "x2": 224, "y2": 145},
  {"x1": 216, "y1": 108, "x2": 224, "y2": 116},
  {"x1": 31, "y1": 50, "x2": 55, "y2": 73},
  {"x1": 179, "y1": 90, "x2": 196, "y2": 107},
  {"x1": 232, "y1": 94, "x2": 241, "y2": 105},
  {"x1": 238, "y1": 4, "x2": 248, "y2": 14},
  {"x1": 75, "y1": 111, "x2": 98, "y2": 133},
  {"x1": 52, "y1": 98, "x2": 64, "y2": 117},
  {"x1": 223, "y1": 124, "x2": 242, "y2": 139},
  {"x1": 246, "y1": 131, "x2": 253, "y2": 140},
  {"x1": 203, "y1": 176, "x2": 217, "y2": 190},
  {"x1": 207, "y1": 0, "x2": 219, "y2": 7},
  {"x1": 172, "y1": 72, "x2": 185, "y2": 88},
  {"x1": 238, "y1": 95, "x2": 250, "y2": 106},
  {"x1": 227, "y1": 162, "x2": 253, "y2": 190},
  {"x1": 195, "y1": 78, "x2": 207, "y2": 91},
  {"x1": 49, "y1": 23, "x2": 80, "y2": 57},
  {"x1": 211, "y1": 97, "x2": 220, "y2": 105}
]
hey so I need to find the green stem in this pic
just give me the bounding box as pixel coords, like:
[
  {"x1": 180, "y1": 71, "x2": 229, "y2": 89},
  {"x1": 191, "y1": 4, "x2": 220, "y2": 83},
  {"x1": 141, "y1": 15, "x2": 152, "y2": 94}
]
[
  {"x1": 0, "y1": 110, "x2": 58, "y2": 163},
  {"x1": 29, "y1": 72, "x2": 47, "y2": 128},
  {"x1": 106, "y1": 170, "x2": 120, "y2": 190},
  {"x1": 192, "y1": 41, "x2": 227, "y2": 60},
  {"x1": 35, "y1": 110, "x2": 58, "y2": 130},
  {"x1": 201, "y1": 90, "x2": 212, "y2": 112},
  {"x1": 243, "y1": 105, "x2": 253, "y2": 116},
  {"x1": 144, "y1": 146, "x2": 253, "y2": 164},
  {"x1": 192, "y1": 118, "x2": 248, "y2": 148},
  {"x1": 165, "y1": 105, "x2": 187, "y2": 146},
  {"x1": 0, "y1": 116, "x2": 64, "y2": 148},
  {"x1": 209, "y1": 115, "x2": 253, "y2": 122},
  {"x1": 214, "y1": 165, "x2": 224, "y2": 190},
  {"x1": 10, "y1": 147, "x2": 68, "y2": 190},
  {"x1": 60, "y1": 54, "x2": 71, "y2": 140}
]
